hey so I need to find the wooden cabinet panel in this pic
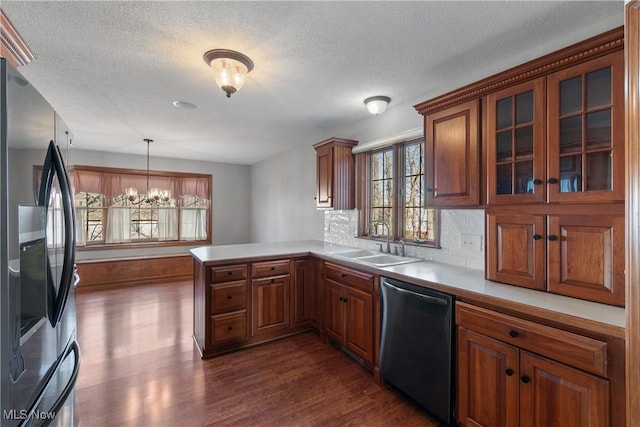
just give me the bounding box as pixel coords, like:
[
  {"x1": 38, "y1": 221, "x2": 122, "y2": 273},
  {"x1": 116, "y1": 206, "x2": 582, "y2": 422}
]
[
  {"x1": 313, "y1": 137, "x2": 358, "y2": 210},
  {"x1": 457, "y1": 327, "x2": 519, "y2": 427},
  {"x1": 487, "y1": 78, "x2": 546, "y2": 205},
  {"x1": 293, "y1": 259, "x2": 316, "y2": 325},
  {"x1": 487, "y1": 214, "x2": 546, "y2": 290},
  {"x1": 210, "y1": 311, "x2": 247, "y2": 345},
  {"x1": 252, "y1": 259, "x2": 290, "y2": 278},
  {"x1": 210, "y1": 281, "x2": 247, "y2": 314},
  {"x1": 345, "y1": 287, "x2": 373, "y2": 364},
  {"x1": 520, "y1": 352, "x2": 609, "y2": 427},
  {"x1": 547, "y1": 51, "x2": 625, "y2": 204},
  {"x1": 425, "y1": 99, "x2": 479, "y2": 207},
  {"x1": 547, "y1": 214, "x2": 625, "y2": 306},
  {"x1": 324, "y1": 278, "x2": 346, "y2": 343},
  {"x1": 251, "y1": 276, "x2": 290, "y2": 337},
  {"x1": 209, "y1": 264, "x2": 247, "y2": 283}
]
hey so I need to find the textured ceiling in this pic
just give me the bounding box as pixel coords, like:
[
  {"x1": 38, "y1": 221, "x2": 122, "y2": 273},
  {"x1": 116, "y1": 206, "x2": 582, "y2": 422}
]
[{"x1": 2, "y1": 1, "x2": 624, "y2": 165}]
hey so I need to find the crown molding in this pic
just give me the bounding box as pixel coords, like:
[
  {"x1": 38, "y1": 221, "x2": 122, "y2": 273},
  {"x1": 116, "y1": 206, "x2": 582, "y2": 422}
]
[
  {"x1": 1, "y1": 9, "x2": 34, "y2": 68},
  {"x1": 415, "y1": 26, "x2": 624, "y2": 116}
]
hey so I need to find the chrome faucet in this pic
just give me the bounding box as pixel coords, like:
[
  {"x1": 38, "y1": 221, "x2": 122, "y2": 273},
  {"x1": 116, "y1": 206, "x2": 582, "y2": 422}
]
[{"x1": 370, "y1": 221, "x2": 391, "y2": 253}]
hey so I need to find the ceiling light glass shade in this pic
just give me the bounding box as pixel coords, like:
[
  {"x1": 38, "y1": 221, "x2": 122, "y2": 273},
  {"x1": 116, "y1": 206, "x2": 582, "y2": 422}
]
[
  {"x1": 364, "y1": 96, "x2": 391, "y2": 115},
  {"x1": 203, "y1": 49, "x2": 254, "y2": 98}
]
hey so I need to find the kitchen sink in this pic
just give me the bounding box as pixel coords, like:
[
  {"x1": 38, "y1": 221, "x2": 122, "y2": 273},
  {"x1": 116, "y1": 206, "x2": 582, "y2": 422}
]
[
  {"x1": 330, "y1": 250, "x2": 421, "y2": 267},
  {"x1": 330, "y1": 249, "x2": 379, "y2": 259},
  {"x1": 354, "y1": 254, "x2": 421, "y2": 267}
]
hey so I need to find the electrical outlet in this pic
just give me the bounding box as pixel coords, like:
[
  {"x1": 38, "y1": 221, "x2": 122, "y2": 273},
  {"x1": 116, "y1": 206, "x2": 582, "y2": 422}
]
[{"x1": 461, "y1": 234, "x2": 482, "y2": 251}]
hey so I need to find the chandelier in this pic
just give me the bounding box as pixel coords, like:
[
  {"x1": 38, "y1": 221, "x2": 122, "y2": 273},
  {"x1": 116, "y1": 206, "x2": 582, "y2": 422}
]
[{"x1": 124, "y1": 139, "x2": 171, "y2": 205}]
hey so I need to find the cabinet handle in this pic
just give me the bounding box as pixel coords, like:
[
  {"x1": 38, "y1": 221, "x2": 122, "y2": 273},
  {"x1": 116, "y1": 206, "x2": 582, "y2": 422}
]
[
  {"x1": 227, "y1": 295, "x2": 232, "y2": 300},
  {"x1": 227, "y1": 271, "x2": 233, "y2": 275},
  {"x1": 548, "y1": 235, "x2": 558, "y2": 241},
  {"x1": 341, "y1": 274, "x2": 347, "y2": 278},
  {"x1": 271, "y1": 279, "x2": 275, "y2": 283},
  {"x1": 271, "y1": 266, "x2": 275, "y2": 270},
  {"x1": 533, "y1": 179, "x2": 542, "y2": 185},
  {"x1": 521, "y1": 376, "x2": 530, "y2": 384},
  {"x1": 533, "y1": 234, "x2": 542, "y2": 240},
  {"x1": 548, "y1": 178, "x2": 558, "y2": 184},
  {"x1": 426, "y1": 188, "x2": 434, "y2": 193},
  {"x1": 505, "y1": 369, "x2": 514, "y2": 376},
  {"x1": 227, "y1": 326, "x2": 233, "y2": 331},
  {"x1": 509, "y1": 330, "x2": 519, "y2": 338}
]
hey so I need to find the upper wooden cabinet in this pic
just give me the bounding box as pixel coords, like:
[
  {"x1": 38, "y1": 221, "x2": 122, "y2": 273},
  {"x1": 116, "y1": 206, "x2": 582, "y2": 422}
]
[
  {"x1": 487, "y1": 78, "x2": 546, "y2": 205},
  {"x1": 547, "y1": 51, "x2": 625, "y2": 203},
  {"x1": 424, "y1": 99, "x2": 480, "y2": 207},
  {"x1": 487, "y1": 51, "x2": 624, "y2": 205},
  {"x1": 313, "y1": 137, "x2": 358, "y2": 210}
]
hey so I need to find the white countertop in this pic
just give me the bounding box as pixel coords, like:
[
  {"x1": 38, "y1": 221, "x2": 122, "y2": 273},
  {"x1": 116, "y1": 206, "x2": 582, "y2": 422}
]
[{"x1": 191, "y1": 240, "x2": 626, "y2": 338}]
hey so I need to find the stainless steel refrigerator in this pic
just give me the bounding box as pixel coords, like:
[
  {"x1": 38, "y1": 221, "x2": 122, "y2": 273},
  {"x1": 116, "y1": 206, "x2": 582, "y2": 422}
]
[{"x1": 1, "y1": 58, "x2": 80, "y2": 426}]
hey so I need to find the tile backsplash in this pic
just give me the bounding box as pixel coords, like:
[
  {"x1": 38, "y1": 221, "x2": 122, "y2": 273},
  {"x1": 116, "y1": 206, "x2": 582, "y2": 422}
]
[{"x1": 324, "y1": 209, "x2": 485, "y2": 271}]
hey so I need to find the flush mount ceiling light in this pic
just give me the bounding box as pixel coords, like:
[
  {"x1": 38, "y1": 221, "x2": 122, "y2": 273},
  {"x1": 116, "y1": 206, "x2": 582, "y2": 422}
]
[
  {"x1": 364, "y1": 96, "x2": 391, "y2": 115},
  {"x1": 203, "y1": 49, "x2": 254, "y2": 98}
]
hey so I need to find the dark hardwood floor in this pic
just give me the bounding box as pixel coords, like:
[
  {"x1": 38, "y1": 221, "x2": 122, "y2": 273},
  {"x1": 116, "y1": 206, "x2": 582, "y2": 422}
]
[{"x1": 75, "y1": 280, "x2": 440, "y2": 427}]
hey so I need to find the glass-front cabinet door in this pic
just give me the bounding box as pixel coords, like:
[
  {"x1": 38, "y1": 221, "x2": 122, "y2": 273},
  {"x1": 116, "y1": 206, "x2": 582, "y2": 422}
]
[
  {"x1": 547, "y1": 51, "x2": 624, "y2": 203},
  {"x1": 487, "y1": 78, "x2": 545, "y2": 204}
]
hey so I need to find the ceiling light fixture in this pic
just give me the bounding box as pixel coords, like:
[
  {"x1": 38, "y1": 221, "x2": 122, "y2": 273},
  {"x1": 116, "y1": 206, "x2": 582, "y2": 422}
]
[
  {"x1": 364, "y1": 96, "x2": 391, "y2": 115},
  {"x1": 203, "y1": 49, "x2": 254, "y2": 98}
]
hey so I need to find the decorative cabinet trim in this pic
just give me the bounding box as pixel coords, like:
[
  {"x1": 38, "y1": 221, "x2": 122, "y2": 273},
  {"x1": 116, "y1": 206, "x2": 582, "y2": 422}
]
[
  {"x1": 414, "y1": 26, "x2": 623, "y2": 115},
  {"x1": 0, "y1": 9, "x2": 34, "y2": 68}
]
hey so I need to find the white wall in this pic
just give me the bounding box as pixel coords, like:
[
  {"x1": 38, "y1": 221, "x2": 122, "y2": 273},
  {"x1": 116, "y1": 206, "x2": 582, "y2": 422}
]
[
  {"x1": 8, "y1": 147, "x2": 251, "y2": 260},
  {"x1": 250, "y1": 143, "x2": 324, "y2": 242}
]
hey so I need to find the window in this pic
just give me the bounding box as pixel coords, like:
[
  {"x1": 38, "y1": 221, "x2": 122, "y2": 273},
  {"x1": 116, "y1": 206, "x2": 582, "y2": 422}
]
[
  {"x1": 357, "y1": 138, "x2": 439, "y2": 246},
  {"x1": 37, "y1": 165, "x2": 211, "y2": 249}
]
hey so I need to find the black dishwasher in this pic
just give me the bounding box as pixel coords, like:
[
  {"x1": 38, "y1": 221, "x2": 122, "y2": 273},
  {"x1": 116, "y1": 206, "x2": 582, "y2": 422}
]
[{"x1": 379, "y1": 277, "x2": 455, "y2": 425}]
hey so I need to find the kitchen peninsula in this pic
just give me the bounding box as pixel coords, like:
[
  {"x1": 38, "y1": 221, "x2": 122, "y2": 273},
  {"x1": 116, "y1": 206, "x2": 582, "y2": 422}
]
[{"x1": 192, "y1": 239, "x2": 626, "y2": 427}]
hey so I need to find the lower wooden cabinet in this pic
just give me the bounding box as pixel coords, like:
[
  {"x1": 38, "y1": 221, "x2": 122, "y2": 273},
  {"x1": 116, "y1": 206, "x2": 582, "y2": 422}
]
[
  {"x1": 457, "y1": 302, "x2": 610, "y2": 427},
  {"x1": 323, "y1": 262, "x2": 374, "y2": 366},
  {"x1": 293, "y1": 258, "x2": 317, "y2": 327},
  {"x1": 251, "y1": 275, "x2": 290, "y2": 337}
]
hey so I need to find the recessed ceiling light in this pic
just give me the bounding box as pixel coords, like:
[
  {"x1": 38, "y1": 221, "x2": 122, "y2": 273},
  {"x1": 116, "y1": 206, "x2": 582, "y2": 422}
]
[{"x1": 172, "y1": 100, "x2": 197, "y2": 110}]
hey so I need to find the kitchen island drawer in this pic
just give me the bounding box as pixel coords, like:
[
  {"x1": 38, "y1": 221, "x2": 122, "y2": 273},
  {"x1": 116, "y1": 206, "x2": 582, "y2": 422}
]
[
  {"x1": 209, "y1": 264, "x2": 247, "y2": 283},
  {"x1": 456, "y1": 302, "x2": 607, "y2": 376},
  {"x1": 324, "y1": 262, "x2": 373, "y2": 293},
  {"x1": 210, "y1": 311, "x2": 247, "y2": 344},
  {"x1": 252, "y1": 259, "x2": 290, "y2": 278},
  {"x1": 210, "y1": 281, "x2": 247, "y2": 314}
]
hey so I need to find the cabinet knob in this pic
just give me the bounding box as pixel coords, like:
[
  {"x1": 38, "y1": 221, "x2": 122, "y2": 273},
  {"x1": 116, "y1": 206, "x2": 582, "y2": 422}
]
[
  {"x1": 227, "y1": 295, "x2": 232, "y2": 300},
  {"x1": 426, "y1": 188, "x2": 434, "y2": 193},
  {"x1": 509, "y1": 330, "x2": 519, "y2": 338},
  {"x1": 533, "y1": 234, "x2": 542, "y2": 240},
  {"x1": 521, "y1": 376, "x2": 530, "y2": 384},
  {"x1": 341, "y1": 274, "x2": 346, "y2": 278},
  {"x1": 548, "y1": 178, "x2": 558, "y2": 184},
  {"x1": 227, "y1": 326, "x2": 233, "y2": 331},
  {"x1": 548, "y1": 235, "x2": 558, "y2": 241},
  {"x1": 505, "y1": 369, "x2": 514, "y2": 376},
  {"x1": 533, "y1": 179, "x2": 542, "y2": 185},
  {"x1": 227, "y1": 271, "x2": 233, "y2": 275},
  {"x1": 271, "y1": 279, "x2": 275, "y2": 283}
]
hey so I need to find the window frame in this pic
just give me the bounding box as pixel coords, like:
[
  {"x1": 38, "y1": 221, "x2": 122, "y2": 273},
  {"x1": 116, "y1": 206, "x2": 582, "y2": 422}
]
[
  {"x1": 356, "y1": 137, "x2": 440, "y2": 248},
  {"x1": 34, "y1": 164, "x2": 212, "y2": 251}
]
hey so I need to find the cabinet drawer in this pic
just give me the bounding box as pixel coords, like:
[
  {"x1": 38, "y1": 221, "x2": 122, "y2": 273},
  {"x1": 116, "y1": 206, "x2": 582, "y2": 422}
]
[
  {"x1": 324, "y1": 262, "x2": 373, "y2": 293},
  {"x1": 252, "y1": 259, "x2": 290, "y2": 278},
  {"x1": 209, "y1": 264, "x2": 247, "y2": 283},
  {"x1": 210, "y1": 311, "x2": 247, "y2": 344},
  {"x1": 456, "y1": 302, "x2": 607, "y2": 376},
  {"x1": 210, "y1": 281, "x2": 247, "y2": 314}
]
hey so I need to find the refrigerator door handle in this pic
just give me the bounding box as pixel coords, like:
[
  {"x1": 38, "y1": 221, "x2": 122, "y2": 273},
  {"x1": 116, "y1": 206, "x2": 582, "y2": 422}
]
[
  {"x1": 36, "y1": 340, "x2": 80, "y2": 427},
  {"x1": 18, "y1": 339, "x2": 80, "y2": 427}
]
